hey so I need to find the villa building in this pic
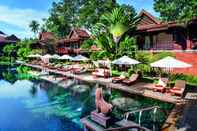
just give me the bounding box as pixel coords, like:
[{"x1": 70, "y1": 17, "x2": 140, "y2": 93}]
[
  {"x1": 56, "y1": 29, "x2": 90, "y2": 55},
  {"x1": 31, "y1": 32, "x2": 56, "y2": 54},
  {"x1": 136, "y1": 10, "x2": 197, "y2": 51},
  {"x1": 135, "y1": 10, "x2": 197, "y2": 76},
  {"x1": 0, "y1": 31, "x2": 20, "y2": 55}
]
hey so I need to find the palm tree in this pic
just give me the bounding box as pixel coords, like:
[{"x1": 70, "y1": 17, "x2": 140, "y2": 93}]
[
  {"x1": 29, "y1": 20, "x2": 40, "y2": 36},
  {"x1": 96, "y1": 7, "x2": 139, "y2": 53}
]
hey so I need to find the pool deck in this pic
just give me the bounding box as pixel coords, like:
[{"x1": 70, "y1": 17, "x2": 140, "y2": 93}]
[
  {"x1": 25, "y1": 63, "x2": 185, "y2": 104},
  {"x1": 23, "y1": 63, "x2": 197, "y2": 130}
]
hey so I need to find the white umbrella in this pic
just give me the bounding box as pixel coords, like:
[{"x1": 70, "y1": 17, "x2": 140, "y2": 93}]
[
  {"x1": 41, "y1": 54, "x2": 52, "y2": 63},
  {"x1": 112, "y1": 56, "x2": 140, "y2": 65},
  {"x1": 52, "y1": 54, "x2": 60, "y2": 59},
  {"x1": 42, "y1": 54, "x2": 53, "y2": 59},
  {"x1": 72, "y1": 55, "x2": 89, "y2": 61},
  {"x1": 150, "y1": 56, "x2": 192, "y2": 68},
  {"x1": 27, "y1": 54, "x2": 41, "y2": 58},
  {"x1": 58, "y1": 55, "x2": 73, "y2": 60}
]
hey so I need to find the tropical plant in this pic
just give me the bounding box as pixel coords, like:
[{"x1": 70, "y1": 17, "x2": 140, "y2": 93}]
[
  {"x1": 80, "y1": 39, "x2": 95, "y2": 49},
  {"x1": 94, "y1": 33, "x2": 116, "y2": 54},
  {"x1": 118, "y1": 36, "x2": 136, "y2": 57},
  {"x1": 17, "y1": 48, "x2": 31, "y2": 60},
  {"x1": 29, "y1": 20, "x2": 40, "y2": 36},
  {"x1": 3, "y1": 44, "x2": 17, "y2": 63},
  {"x1": 16, "y1": 39, "x2": 34, "y2": 60},
  {"x1": 95, "y1": 7, "x2": 139, "y2": 51}
]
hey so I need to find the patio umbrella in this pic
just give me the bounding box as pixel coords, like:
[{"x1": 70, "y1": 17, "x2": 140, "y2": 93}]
[
  {"x1": 112, "y1": 56, "x2": 140, "y2": 65},
  {"x1": 58, "y1": 55, "x2": 73, "y2": 60},
  {"x1": 150, "y1": 56, "x2": 192, "y2": 68},
  {"x1": 42, "y1": 54, "x2": 53, "y2": 59},
  {"x1": 150, "y1": 56, "x2": 192, "y2": 78},
  {"x1": 52, "y1": 54, "x2": 60, "y2": 59},
  {"x1": 72, "y1": 55, "x2": 89, "y2": 61},
  {"x1": 27, "y1": 54, "x2": 41, "y2": 58},
  {"x1": 41, "y1": 54, "x2": 52, "y2": 63},
  {"x1": 112, "y1": 56, "x2": 140, "y2": 74}
]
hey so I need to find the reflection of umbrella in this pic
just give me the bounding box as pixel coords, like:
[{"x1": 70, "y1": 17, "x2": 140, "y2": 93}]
[
  {"x1": 112, "y1": 97, "x2": 140, "y2": 111},
  {"x1": 112, "y1": 56, "x2": 140, "y2": 65},
  {"x1": 72, "y1": 55, "x2": 89, "y2": 61},
  {"x1": 150, "y1": 56, "x2": 192, "y2": 68},
  {"x1": 58, "y1": 55, "x2": 73, "y2": 60},
  {"x1": 27, "y1": 54, "x2": 41, "y2": 58}
]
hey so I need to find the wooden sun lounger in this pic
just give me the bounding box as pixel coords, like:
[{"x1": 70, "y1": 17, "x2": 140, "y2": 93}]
[
  {"x1": 152, "y1": 78, "x2": 168, "y2": 93},
  {"x1": 92, "y1": 68, "x2": 110, "y2": 78},
  {"x1": 122, "y1": 74, "x2": 139, "y2": 85},
  {"x1": 112, "y1": 74, "x2": 126, "y2": 83},
  {"x1": 170, "y1": 80, "x2": 186, "y2": 97}
]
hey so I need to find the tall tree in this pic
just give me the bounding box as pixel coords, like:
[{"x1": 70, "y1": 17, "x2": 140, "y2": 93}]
[
  {"x1": 29, "y1": 20, "x2": 40, "y2": 36},
  {"x1": 44, "y1": 0, "x2": 117, "y2": 37},
  {"x1": 154, "y1": 0, "x2": 197, "y2": 22},
  {"x1": 78, "y1": 0, "x2": 117, "y2": 30}
]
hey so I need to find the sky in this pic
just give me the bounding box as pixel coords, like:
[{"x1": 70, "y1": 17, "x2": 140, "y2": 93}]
[{"x1": 0, "y1": 0, "x2": 158, "y2": 39}]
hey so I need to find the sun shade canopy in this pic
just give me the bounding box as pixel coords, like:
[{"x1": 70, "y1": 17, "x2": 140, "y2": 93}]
[
  {"x1": 72, "y1": 55, "x2": 89, "y2": 61},
  {"x1": 150, "y1": 56, "x2": 192, "y2": 68},
  {"x1": 112, "y1": 56, "x2": 140, "y2": 65}
]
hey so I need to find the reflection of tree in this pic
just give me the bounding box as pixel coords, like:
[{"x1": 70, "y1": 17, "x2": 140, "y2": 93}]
[
  {"x1": 16, "y1": 66, "x2": 35, "y2": 80},
  {"x1": 29, "y1": 84, "x2": 38, "y2": 97},
  {"x1": 2, "y1": 71, "x2": 17, "y2": 84}
]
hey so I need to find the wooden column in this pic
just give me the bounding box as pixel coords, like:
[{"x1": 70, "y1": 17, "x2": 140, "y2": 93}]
[{"x1": 186, "y1": 38, "x2": 192, "y2": 50}]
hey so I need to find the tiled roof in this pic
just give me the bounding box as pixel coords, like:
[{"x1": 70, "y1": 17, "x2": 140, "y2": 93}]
[
  {"x1": 68, "y1": 29, "x2": 90, "y2": 39},
  {"x1": 39, "y1": 32, "x2": 55, "y2": 41},
  {"x1": 6, "y1": 34, "x2": 20, "y2": 41},
  {"x1": 0, "y1": 31, "x2": 5, "y2": 35},
  {"x1": 74, "y1": 29, "x2": 90, "y2": 38},
  {"x1": 137, "y1": 10, "x2": 185, "y2": 32}
]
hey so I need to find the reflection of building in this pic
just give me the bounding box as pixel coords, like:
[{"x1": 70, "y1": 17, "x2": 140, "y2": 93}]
[
  {"x1": 0, "y1": 31, "x2": 20, "y2": 55},
  {"x1": 136, "y1": 10, "x2": 197, "y2": 50},
  {"x1": 56, "y1": 29, "x2": 90, "y2": 55}
]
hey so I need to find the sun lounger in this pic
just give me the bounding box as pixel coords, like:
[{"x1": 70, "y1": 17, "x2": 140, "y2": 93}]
[
  {"x1": 122, "y1": 74, "x2": 139, "y2": 85},
  {"x1": 92, "y1": 68, "x2": 110, "y2": 78},
  {"x1": 170, "y1": 80, "x2": 186, "y2": 97},
  {"x1": 112, "y1": 74, "x2": 126, "y2": 83},
  {"x1": 152, "y1": 78, "x2": 168, "y2": 93},
  {"x1": 73, "y1": 67, "x2": 87, "y2": 74}
]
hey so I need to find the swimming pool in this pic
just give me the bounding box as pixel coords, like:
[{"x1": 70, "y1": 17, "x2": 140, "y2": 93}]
[{"x1": 0, "y1": 65, "x2": 174, "y2": 131}]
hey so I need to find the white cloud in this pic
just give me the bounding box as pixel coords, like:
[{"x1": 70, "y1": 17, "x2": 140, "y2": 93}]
[{"x1": 0, "y1": 5, "x2": 49, "y2": 38}]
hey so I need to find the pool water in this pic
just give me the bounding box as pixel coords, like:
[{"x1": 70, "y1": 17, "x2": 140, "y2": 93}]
[{"x1": 0, "y1": 66, "x2": 174, "y2": 131}]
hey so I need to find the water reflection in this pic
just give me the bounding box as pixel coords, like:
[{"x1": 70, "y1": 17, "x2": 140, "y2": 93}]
[{"x1": 0, "y1": 66, "x2": 174, "y2": 131}]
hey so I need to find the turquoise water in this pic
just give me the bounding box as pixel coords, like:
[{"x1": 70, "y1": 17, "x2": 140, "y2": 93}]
[{"x1": 0, "y1": 66, "x2": 174, "y2": 131}]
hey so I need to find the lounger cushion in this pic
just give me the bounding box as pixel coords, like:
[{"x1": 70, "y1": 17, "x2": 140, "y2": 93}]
[{"x1": 172, "y1": 87, "x2": 181, "y2": 90}]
